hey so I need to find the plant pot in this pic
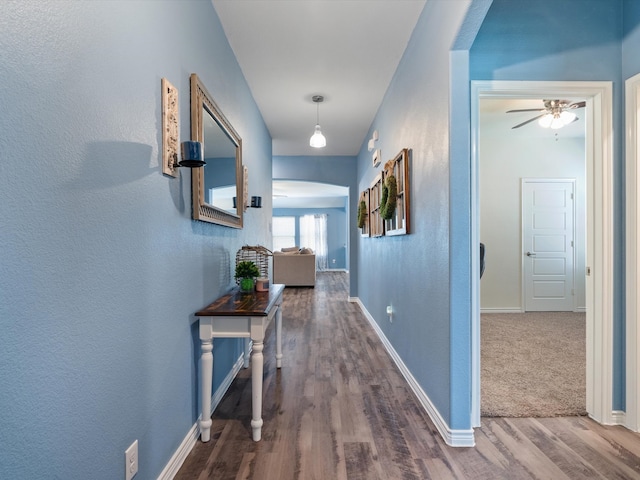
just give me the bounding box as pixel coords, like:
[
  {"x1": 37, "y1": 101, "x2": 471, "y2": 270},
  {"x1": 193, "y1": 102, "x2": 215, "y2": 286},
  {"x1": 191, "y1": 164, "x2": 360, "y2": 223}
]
[{"x1": 239, "y1": 277, "x2": 254, "y2": 292}]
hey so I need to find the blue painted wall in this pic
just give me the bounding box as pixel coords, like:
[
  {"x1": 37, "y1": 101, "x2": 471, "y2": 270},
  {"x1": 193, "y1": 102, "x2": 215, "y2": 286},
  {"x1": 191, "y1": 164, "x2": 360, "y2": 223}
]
[
  {"x1": 273, "y1": 155, "x2": 357, "y2": 293},
  {"x1": 0, "y1": 1, "x2": 271, "y2": 479},
  {"x1": 273, "y1": 208, "x2": 348, "y2": 270},
  {"x1": 470, "y1": 0, "x2": 625, "y2": 410},
  {"x1": 355, "y1": 1, "x2": 479, "y2": 430},
  {"x1": 623, "y1": 1, "x2": 640, "y2": 79}
]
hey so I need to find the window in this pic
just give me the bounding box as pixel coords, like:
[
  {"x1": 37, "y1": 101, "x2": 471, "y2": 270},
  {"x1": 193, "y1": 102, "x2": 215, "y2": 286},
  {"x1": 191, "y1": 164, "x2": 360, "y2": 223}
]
[
  {"x1": 300, "y1": 214, "x2": 328, "y2": 270},
  {"x1": 272, "y1": 216, "x2": 296, "y2": 252}
]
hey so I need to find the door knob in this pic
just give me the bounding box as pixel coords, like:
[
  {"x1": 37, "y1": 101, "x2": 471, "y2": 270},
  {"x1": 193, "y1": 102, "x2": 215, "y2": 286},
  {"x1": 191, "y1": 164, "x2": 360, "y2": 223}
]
[{"x1": 526, "y1": 251, "x2": 536, "y2": 257}]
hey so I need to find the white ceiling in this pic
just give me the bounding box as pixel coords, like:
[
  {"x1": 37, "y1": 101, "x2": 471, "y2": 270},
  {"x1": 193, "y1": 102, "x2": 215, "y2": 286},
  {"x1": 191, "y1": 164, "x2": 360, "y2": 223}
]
[
  {"x1": 210, "y1": 3, "x2": 586, "y2": 207},
  {"x1": 212, "y1": 0, "x2": 426, "y2": 156}
]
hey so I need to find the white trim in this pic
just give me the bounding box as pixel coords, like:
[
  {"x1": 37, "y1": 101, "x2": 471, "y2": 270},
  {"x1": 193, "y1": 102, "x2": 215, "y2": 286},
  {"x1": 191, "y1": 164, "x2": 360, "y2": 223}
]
[
  {"x1": 352, "y1": 297, "x2": 475, "y2": 447},
  {"x1": 611, "y1": 410, "x2": 627, "y2": 426},
  {"x1": 157, "y1": 355, "x2": 245, "y2": 480},
  {"x1": 156, "y1": 422, "x2": 199, "y2": 480},
  {"x1": 626, "y1": 72, "x2": 640, "y2": 432},
  {"x1": 471, "y1": 80, "x2": 614, "y2": 426},
  {"x1": 480, "y1": 308, "x2": 525, "y2": 314}
]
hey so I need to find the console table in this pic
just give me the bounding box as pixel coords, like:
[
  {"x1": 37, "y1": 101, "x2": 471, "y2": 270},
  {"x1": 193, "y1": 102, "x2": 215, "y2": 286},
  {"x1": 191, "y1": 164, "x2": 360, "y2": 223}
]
[{"x1": 195, "y1": 283, "x2": 284, "y2": 442}]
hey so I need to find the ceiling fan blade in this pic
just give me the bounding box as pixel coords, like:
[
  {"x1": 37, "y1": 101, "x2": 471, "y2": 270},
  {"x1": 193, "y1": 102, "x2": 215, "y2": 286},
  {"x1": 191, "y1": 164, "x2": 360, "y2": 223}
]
[
  {"x1": 567, "y1": 101, "x2": 586, "y2": 109},
  {"x1": 506, "y1": 108, "x2": 545, "y2": 113},
  {"x1": 512, "y1": 113, "x2": 546, "y2": 129}
]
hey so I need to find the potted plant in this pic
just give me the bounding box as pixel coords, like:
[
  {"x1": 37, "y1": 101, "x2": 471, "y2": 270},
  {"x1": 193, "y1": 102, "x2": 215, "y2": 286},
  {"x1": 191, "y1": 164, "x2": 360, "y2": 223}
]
[{"x1": 235, "y1": 260, "x2": 261, "y2": 292}]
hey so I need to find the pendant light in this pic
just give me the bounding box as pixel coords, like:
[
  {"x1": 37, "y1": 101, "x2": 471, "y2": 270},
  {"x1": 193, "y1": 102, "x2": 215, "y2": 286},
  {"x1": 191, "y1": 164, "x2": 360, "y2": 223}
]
[{"x1": 309, "y1": 95, "x2": 327, "y2": 148}]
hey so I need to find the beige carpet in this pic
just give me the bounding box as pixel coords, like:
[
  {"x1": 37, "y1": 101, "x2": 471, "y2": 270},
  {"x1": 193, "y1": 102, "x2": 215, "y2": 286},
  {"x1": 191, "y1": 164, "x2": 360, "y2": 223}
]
[{"x1": 481, "y1": 311, "x2": 587, "y2": 417}]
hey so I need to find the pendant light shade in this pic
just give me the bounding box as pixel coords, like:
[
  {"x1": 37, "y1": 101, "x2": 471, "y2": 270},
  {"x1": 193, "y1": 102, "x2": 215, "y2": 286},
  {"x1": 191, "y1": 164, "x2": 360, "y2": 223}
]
[
  {"x1": 310, "y1": 124, "x2": 326, "y2": 148},
  {"x1": 310, "y1": 95, "x2": 326, "y2": 148}
]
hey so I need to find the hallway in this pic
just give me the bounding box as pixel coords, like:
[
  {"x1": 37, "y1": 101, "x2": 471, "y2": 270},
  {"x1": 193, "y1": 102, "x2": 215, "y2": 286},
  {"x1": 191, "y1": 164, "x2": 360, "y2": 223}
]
[{"x1": 176, "y1": 272, "x2": 640, "y2": 479}]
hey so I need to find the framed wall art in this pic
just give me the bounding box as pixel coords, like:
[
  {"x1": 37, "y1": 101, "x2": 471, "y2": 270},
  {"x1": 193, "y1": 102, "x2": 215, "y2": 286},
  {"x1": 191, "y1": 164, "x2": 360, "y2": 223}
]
[
  {"x1": 161, "y1": 78, "x2": 179, "y2": 177},
  {"x1": 382, "y1": 148, "x2": 410, "y2": 236},
  {"x1": 369, "y1": 173, "x2": 384, "y2": 238}
]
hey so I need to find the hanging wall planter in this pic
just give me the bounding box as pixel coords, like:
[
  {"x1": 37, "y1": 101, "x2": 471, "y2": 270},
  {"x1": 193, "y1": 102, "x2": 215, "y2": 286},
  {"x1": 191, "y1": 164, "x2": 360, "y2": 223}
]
[{"x1": 379, "y1": 174, "x2": 397, "y2": 220}]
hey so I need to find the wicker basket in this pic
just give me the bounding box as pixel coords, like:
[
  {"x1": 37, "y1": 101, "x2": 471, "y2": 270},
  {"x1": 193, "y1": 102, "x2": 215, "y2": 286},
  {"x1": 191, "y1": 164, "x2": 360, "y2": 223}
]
[{"x1": 235, "y1": 245, "x2": 272, "y2": 283}]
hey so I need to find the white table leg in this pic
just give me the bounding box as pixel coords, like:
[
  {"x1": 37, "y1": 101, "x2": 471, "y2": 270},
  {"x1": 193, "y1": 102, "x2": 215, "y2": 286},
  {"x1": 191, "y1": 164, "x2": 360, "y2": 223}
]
[
  {"x1": 276, "y1": 306, "x2": 283, "y2": 368},
  {"x1": 243, "y1": 337, "x2": 251, "y2": 368},
  {"x1": 250, "y1": 340, "x2": 264, "y2": 441},
  {"x1": 199, "y1": 339, "x2": 213, "y2": 442}
]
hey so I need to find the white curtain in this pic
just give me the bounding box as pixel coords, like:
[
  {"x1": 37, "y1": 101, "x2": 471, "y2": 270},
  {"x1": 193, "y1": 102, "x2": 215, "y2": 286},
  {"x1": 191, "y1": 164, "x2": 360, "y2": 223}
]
[{"x1": 300, "y1": 214, "x2": 328, "y2": 271}]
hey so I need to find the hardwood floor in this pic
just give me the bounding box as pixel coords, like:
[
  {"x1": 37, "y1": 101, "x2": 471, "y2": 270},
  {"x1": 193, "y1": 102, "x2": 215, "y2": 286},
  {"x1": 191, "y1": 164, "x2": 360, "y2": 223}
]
[{"x1": 175, "y1": 272, "x2": 640, "y2": 480}]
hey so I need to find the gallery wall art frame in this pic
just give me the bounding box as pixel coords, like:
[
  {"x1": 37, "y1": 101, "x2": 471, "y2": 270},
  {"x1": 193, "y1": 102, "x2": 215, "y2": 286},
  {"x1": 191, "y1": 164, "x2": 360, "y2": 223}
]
[
  {"x1": 383, "y1": 148, "x2": 411, "y2": 236},
  {"x1": 161, "y1": 78, "x2": 179, "y2": 177}
]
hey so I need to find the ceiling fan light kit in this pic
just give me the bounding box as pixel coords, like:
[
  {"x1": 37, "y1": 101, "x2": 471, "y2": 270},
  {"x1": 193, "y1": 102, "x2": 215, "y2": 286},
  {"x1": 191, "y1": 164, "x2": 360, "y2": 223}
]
[
  {"x1": 309, "y1": 95, "x2": 327, "y2": 148},
  {"x1": 508, "y1": 99, "x2": 585, "y2": 130}
]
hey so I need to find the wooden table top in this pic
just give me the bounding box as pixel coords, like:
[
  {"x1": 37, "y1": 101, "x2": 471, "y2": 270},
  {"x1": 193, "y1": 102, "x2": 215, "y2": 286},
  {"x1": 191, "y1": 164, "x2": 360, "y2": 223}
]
[{"x1": 196, "y1": 284, "x2": 284, "y2": 317}]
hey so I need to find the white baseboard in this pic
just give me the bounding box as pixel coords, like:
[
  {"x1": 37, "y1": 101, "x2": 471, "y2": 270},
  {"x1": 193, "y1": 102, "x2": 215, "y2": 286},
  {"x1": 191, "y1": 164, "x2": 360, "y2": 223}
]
[
  {"x1": 158, "y1": 355, "x2": 245, "y2": 480},
  {"x1": 480, "y1": 307, "x2": 523, "y2": 314},
  {"x1": 157, "y1": 421, "x2": 199, "y2": 480},
  {"x1": 481, "y1": 307, "x2": 588, "y2": 314},
  {"x1": 351, "y1": 297, "x2": 475, "y2": 447},
  {"x1": 611, "y1": 410, "x2": 626, "y2": 426}
]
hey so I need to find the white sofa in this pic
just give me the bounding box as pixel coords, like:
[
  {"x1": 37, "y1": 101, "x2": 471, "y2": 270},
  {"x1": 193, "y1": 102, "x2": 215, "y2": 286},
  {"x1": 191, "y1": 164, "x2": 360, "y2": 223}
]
[{"x1": 273, "y1": 249, "x2": 316, "y2": 287}]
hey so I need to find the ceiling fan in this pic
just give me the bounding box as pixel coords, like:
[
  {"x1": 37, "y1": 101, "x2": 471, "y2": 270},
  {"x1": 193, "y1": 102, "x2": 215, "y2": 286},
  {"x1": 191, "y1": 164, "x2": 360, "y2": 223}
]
[{"x1": 506, "y1": 99, "x2": 586, "y2": 129}]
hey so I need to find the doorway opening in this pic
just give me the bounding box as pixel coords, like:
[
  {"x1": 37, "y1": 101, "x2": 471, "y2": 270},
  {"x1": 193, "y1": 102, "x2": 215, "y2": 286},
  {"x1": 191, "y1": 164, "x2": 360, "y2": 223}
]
[
  {"x1": 477, "y1": 97, "x2": 586, "y2": 417},
  {"x1": 470, "y1": 81, "x2": 614, "y2": 428}
]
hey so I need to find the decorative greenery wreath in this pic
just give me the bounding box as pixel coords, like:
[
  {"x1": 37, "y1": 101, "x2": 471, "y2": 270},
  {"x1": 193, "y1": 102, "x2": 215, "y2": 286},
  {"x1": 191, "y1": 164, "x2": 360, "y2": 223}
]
[
  {"x1": 380, "y1": 175, "x2": 397, "y2": 220},
  {"x1": 357, "y1": 200, "x2": 367, "y2": 228}
]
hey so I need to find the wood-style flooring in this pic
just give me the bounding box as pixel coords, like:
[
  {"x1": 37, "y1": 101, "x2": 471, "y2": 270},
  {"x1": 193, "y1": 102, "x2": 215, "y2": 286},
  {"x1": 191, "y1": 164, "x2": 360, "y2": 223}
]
[{"x1": 175, "y1": 272, "x2": 640, "y2": 479}]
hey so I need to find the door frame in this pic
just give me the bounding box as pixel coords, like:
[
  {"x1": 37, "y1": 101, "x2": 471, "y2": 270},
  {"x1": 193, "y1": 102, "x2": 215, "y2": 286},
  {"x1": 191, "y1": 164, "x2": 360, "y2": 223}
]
[
  {"x1": 626, "y1": 73, "x2": 640, "y2": 431},
  {"x1": 471, "y1": 80, "x2": 614, "y2": 428},
  {"x1": 521, "y1": 178, "x2": 577, "y2": 313}
]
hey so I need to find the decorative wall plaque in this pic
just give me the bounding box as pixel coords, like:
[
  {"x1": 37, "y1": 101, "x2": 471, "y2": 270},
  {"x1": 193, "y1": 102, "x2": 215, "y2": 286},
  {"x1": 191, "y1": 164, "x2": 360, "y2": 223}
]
[{"x1": 162, "y1": 78, "x2": 179, "y2": 177}]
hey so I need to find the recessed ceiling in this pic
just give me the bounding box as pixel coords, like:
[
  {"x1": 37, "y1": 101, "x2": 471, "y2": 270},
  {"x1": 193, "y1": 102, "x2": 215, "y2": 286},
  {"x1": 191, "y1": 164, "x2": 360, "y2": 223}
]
[{"x1": 212, "y1": 0, "x2": 426, "y2": 156}]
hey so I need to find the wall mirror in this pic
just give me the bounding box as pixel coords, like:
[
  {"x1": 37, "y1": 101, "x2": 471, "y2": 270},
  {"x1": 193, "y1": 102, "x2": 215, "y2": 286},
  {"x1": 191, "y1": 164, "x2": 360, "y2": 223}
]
[{"x1": 190, "y1": 73, "x2": 243, "y2": 228}]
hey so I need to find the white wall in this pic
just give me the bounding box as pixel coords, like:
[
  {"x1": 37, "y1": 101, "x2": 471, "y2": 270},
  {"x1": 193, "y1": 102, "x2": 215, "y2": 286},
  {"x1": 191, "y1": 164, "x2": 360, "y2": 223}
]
[{"x1": 479, "y1": 110, "x2": 586, "y2": 312}]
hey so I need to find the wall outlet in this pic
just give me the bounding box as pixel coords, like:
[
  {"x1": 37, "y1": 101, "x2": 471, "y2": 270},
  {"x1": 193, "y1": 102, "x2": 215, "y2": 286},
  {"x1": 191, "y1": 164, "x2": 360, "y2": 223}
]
[
  {"x1": 125, "y1": 440, "x2": 138, "y2": 480},
  {"x1": 386, "y1": 305, "x2": 393, "y2": 322}
]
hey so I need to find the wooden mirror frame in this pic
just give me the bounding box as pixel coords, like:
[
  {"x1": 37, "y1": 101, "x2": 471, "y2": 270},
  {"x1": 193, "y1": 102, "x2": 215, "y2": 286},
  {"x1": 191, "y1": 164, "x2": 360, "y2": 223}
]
[{"x1": 190, "y1": 73, "x2": 243, "y2": 228}]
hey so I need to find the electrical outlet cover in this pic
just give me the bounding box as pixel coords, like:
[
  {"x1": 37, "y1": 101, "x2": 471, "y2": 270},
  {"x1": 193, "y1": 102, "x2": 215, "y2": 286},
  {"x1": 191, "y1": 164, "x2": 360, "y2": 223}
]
[{"x1": 125, "y1": 440, "x2": 138, "y2": 480}]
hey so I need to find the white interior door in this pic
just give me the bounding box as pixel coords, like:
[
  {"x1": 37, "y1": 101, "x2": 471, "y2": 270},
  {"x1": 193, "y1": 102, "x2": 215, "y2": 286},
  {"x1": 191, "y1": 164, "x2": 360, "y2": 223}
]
[{"x1": 522, "y1": 179, "x2": 575, "y2": 311}]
